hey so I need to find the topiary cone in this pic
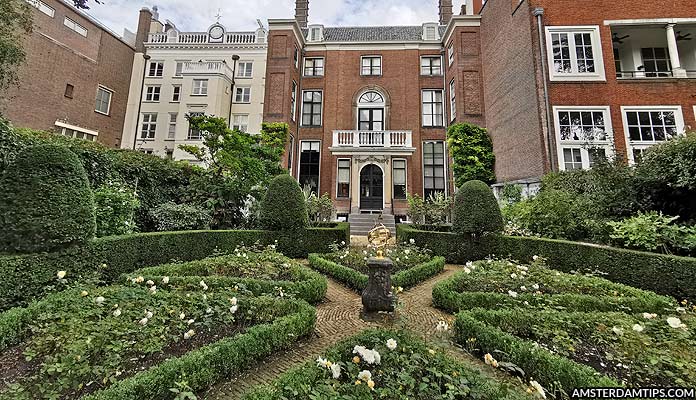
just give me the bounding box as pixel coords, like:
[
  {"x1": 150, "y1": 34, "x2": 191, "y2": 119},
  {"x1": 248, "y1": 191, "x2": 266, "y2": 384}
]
[
  {"x1": 0, "y1": 144, "x2": 96, "y2": 254},
  {"x1": 259, "y1": 174, "x2": 309, "y2": 231},
  {"x1": 452, "y1": 180, "x2": 504, "y2": 236}
]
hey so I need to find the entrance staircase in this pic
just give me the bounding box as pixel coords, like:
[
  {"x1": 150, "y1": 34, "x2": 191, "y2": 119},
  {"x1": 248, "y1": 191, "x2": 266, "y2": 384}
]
[{"x1": 348, "y1": 213, "x2": 396, "y2": 237}]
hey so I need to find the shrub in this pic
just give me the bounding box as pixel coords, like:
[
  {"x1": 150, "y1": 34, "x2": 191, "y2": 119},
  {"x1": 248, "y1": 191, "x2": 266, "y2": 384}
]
[
  {"x1": 149, "y1": 202, "x2": 212, "y2": 232},
  {"x1": 260, "y1": 174, "x2": 308, "y2": 230},
  {"x1": 304, "y1": 188, "x2": 334, "y2": 225},
  {"x1": 447, "y1": 123, "x2": 496, "y2": 187},
  {"x1": 608, "y1": 211, "x2": 696, "y2": 256},
  {"x1": 452, "y1": 180, "x2": 503, "y2": 235},
  {"x1": 407, "y1": 193, "x2": 454, "y2": 226},
  {"x1": 0, "y1": 144, "x2": 96, "y2": 254},
  {"x1": 94, "y1": 181, "x2": 140, "y2": 237}
]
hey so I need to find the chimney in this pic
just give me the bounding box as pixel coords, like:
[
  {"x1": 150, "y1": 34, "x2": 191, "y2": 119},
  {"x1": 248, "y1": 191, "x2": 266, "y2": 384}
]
[
  {"x1": 439, "y1": 0, "x2": 453, "y2": 25},
  {"x1": 135, "y1": 7, "x2": 153, "y2": 53},
  {"x1": 295, "y1": 0, "x2": 309, "y2": 29},
  {"x1": 473, "y1": 0, "x2": 484, "y2": 14}
]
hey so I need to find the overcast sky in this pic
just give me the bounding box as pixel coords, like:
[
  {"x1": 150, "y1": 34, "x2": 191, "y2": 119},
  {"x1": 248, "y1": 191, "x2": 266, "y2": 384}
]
[{"x1": 81, "y1": 0, "x2": 467, "y2": 36}]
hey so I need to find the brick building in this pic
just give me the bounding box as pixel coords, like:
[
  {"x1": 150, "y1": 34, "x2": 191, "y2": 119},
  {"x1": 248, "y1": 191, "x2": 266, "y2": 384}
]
[
  {"x1": 264, "y1": 0, "x2": 485, "y2": 225},
  {"x1": 481, "y1": 0, "x2": 696, "y2": 191},
  {"x1": 0, "y1": 0, "x2": 135, "y2": 147}
]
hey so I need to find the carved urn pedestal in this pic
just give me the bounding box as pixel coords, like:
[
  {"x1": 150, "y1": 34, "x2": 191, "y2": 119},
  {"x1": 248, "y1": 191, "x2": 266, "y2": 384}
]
[{"x1": 361, "y1": 257, "x2": 395, "y2": 321}]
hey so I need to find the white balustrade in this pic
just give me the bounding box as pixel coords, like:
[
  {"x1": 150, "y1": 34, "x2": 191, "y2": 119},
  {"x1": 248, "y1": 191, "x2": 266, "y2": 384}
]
[
  {"x1": 147, "y1": 31, "x2": 259, "y2": 45},
  {"x1": 181, "y1": 61, "x2": 235, "y2": 79},
  {"x1": 332, "y1": 130, "x2": 412, "y2": 148}
]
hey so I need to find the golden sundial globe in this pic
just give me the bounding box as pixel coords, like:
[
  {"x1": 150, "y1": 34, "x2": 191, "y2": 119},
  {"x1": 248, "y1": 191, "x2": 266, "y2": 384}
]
[{"x1": 367, "y1": 221, "x2": 392, "y2": 259}]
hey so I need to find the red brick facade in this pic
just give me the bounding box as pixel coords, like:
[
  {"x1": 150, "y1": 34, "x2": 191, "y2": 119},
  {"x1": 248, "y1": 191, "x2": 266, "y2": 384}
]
[{"x1": 0, "y1": 0, "x2": 135, "y2": 148}]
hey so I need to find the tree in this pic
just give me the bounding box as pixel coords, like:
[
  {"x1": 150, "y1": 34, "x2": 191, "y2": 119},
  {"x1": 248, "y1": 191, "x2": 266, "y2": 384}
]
[
  {"x1": 0, "y1": 0, "x2": 32, "y2": 94},
  {"x1": 447, "y1": 123, "x2": 496, "y2": 187},
  {"x1": 452, "y1": 180, "x2": 504, "y2": 236}
]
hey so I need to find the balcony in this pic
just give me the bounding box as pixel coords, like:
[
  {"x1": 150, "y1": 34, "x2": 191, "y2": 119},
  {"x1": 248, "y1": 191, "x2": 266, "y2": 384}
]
[
  {"x1": 147, "y1": 31, "x2": 262, "y2": 45},
  {"x1": 180, "y1": 61, "x2": 235, "y2": 80},
  {"x1": 331, "y1": 130, "x2": 414, "y2": 153}
]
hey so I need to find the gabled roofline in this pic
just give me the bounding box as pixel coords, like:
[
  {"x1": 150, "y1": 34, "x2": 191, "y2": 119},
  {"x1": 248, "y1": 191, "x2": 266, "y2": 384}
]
[{"x1": 268, "y1": 18, "x2": 305, "y2": 46}]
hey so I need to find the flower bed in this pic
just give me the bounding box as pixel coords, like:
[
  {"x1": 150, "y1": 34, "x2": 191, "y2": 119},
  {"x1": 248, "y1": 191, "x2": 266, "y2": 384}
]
[
  {"x1": 455, "y1": 309, "x2": 695, "y2": 394},
  {"x1": 243, "y1": 329, "x2": 533, "y2": 400},
  {"x1": 128, "y1": 246, "x2": 328, "y2": 304},
  {"x1": 309, "y1": 244, "x2": 445, "y2": 292},
  {"x1": 0, "y1": 285, "x2": 315, "y2": 400},
  {"x1": 433, "y1": 259, "x2": 676, "y2": 314}
]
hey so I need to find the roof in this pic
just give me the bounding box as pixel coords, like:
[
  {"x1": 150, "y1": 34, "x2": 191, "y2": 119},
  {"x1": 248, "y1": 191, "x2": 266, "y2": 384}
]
[{"x1": 302, "y1": 26, "x2": 447, "y2": 42}]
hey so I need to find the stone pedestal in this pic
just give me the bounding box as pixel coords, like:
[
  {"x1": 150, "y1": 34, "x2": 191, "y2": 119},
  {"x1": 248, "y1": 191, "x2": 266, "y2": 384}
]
[{"x1": 361, "y1": 257, "x2": 395, "y2": 313}]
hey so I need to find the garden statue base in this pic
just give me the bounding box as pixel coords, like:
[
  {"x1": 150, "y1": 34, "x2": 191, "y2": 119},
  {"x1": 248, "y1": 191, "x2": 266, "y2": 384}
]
[{"x1": 361, "y1": 257, "x2": 395, "y2": 318}]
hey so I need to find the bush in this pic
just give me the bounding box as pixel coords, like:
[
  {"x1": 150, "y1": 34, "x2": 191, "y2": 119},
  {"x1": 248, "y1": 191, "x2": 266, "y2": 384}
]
[
  {"x1": 260, "y1": 174, "x2": 308, "y2": 230},
  {"x1": 407, "y1": 193, "x2": 453, "y2": 225},
  {"x1": 0, "y1": 144, "x2": 96, "y2": 253},
  {"x1": 447, "y1": 123, "x2": 496, "y2": 187},
  {"x1": 452, "y1": 180, "x2": 503, "y2": 235},
  {"x1": 304, "y1": 189, "x2": 334, "y2": 225},
  {"x1": 94, "y1": 181, "x2": 140, "y2": 237},
  {"x1": 608, "y1": 211, "x2": 696, "y2": 256},
  {"x1": 149, "y1": 202, "x2": 212, "y2": 232}
]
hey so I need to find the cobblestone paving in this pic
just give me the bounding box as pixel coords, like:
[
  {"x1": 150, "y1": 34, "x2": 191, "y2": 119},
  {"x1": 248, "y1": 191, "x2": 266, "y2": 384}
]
[{"x1": 204, "y1": 264, "x2": 508, "y2": 400}]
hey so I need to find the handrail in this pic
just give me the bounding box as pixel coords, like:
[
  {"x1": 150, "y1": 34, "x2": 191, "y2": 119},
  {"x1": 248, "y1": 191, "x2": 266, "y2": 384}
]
[
  {"x1": 147, "y1": 31, "x2": 260, "y2": 45},
  {"x1": 617, "y1": 70, "x2": 674, "y2": 78},
  {"x1": 332, "y1": 130, "x2": 413, "y2": 148}
]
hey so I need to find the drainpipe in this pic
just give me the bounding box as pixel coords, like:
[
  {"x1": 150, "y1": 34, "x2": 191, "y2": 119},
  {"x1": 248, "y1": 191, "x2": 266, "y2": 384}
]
[
  {"x1": 294, "y1": 49, "x2": 306, "y2": 180},
  {"x1": 132, "y1": 54, "x2": 151, "y2": 150},
  {"x1": 227, "y1": 55, "x2": 240, "y2": 128},
  {"x1": 441, "y1": 47, "x2": 450, "y2": 198},
  {"x1": 533, "y1": 7, "x2": 557, "y2": 172}
]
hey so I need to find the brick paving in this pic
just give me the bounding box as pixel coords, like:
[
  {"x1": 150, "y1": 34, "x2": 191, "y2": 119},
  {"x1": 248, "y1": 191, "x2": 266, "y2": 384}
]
[{"x1": 203, "y1": 264, "x2": 508, "y2": 400}]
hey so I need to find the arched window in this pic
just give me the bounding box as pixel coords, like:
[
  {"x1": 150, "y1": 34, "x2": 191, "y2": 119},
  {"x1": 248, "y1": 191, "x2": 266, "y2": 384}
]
[{"x1": 358, "y1": 91, "x2": 384, "y2": 105}]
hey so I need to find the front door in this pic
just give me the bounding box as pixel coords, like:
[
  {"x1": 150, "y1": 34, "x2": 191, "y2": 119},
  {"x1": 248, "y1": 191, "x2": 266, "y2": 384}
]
[{"x1": 360, "y1": 164, "x2": 383, "y2": 211}]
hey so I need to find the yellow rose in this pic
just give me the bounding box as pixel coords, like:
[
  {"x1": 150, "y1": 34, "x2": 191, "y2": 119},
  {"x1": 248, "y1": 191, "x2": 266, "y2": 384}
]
[
  {"x1": 353, "y1": 356, "x2": 361, "y2": 364},
  {"x1": 355, "y1": 380, "x2": 361, "y2": 385},
  {"x1": 367, "y1": 380, "x2": 375, "y2": 390}
]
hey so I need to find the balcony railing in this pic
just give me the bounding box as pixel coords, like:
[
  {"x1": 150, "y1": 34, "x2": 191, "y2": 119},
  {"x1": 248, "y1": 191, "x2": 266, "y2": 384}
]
[
  {"x1": 332, "y1": 130, "x2": 413, "y2": 148},
  {"x1": 617, "y1": 70, "x2": 674, "y2": 79},
  {"x1": 147, "y1": 31, "x2": 262, "y2": 45},
  {"x1": 181, "y1": 61, "x2": 235, "y2": 79}
]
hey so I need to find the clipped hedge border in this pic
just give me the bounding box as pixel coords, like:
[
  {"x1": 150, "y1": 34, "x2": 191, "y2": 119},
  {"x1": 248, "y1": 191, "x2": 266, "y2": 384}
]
[
  {"x1": 397, "y1": 224, "x2": 696, "y2": 301},
  {"x1": 129, "y1": 257, "x2": 328, "y2": 304},
  {"x1": 454, "y1": 310, "x2": 619, "y2": 395},
  {"x1": 433, "y1": 270, "x2": 676, "y2": 315},
  {"x1": 0, "y1": 224, "x2": 349, "y2": 311},
  {"x1": 308, "y1": 254, "x2": 445, "y2": 292}
]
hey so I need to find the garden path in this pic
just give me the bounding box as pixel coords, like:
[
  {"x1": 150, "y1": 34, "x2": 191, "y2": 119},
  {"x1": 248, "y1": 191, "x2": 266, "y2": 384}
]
[{"x1": 204, "y1": 265, "x2": 507, "y2": 400}]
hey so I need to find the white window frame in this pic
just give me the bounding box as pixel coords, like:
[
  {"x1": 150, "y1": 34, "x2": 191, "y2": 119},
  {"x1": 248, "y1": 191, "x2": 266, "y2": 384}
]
[
  {"x1": 449, "y1": 80, "x2": 456, "y2": 122},
  {"x1": 448, "y1": 43, "x2": 454, "y2": 66},
  {"x1": 167, "y1": 113, "x2": 177, "y2": 140},
  {"x1": 26, "y1": 0, "x2": 55, "y2": 17},
  {"x1": 64, "y1": 17, "x2": 87, "y2": 37},
  {"x1": 621, "y1": 105, "x2": 685, "y2": 164},
  {"x1": 301, "y1": 90, "x2": 323, "y2": 127},
  {"x1": 140, "y1": 113, "x2": 157, "y2": 140},
  {"x1": 294, "y1": 46, "x2": 299, "y2": 69},
  {"x1": 421, "y1": 89, "x2": 445, "y2": 127},
  {"x1": 420, "y1": 56, "x2": 443, "y2": 76},
  {"x1": 299, "y1": 140, "x2": 321, "y2": 195},
  {"x1": 553, "y1": 106, "x2": 614, "y2": 171},
  {"x1": 144, "y1": 85, "x2": 161, "y2": 102},
  {"x1": 234, "y1": 87, "x2": 251, "y2": 103},
  {"x1": 422, "y1": 141, "x2": 447, "y2": 198},
  {"x1": 55, "y1": 120, "x2": 98, "y2": 141},
  {"x1": 392, "y1": 158, "x2": 408, "y2": 200},
  {"x1": 175, "y1": 61, "x2": 189, "y2": 77},
  {"x1": 232, "y1": 114, "x2": 249, "y2": 132},
  {"x1": 95, "y1": 85, "x2": 113, "y2": 115},
  {"x1": 237, "y1": 61, "x2": 253, "y2": 78},
  {"x1": 303, "y1": 57, "x2": 325, "y2": 77},
  {"x1": 291, "y1": 81, "x2": 298, "y2": 121},
  {"x1": 336, "y1": 158, "x2": 351, "y2": 198},
  {"x1": 147, "y1": 61, "x2": 164, "y2": 77},
  {"x1": 187, "y1": 111, "x2": 206, "y2": 140},
  {"x1": 192, "y1": 79, "x2": 208, "y2": 96},
  {"x1": 361, "y1": 56, "x2": 382, "y2": 76},
  {"x1": 545, "y1": 26, "x2": 606, "y2": 82},
  {"x1": 172, "y1": 85, "x2": 181, "y2": 102}
]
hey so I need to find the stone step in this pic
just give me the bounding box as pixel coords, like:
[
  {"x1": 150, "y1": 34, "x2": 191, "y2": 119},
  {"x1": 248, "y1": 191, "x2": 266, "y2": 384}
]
[{"x1": 348, "y1": 213, "x2": 396, "y2": 237}]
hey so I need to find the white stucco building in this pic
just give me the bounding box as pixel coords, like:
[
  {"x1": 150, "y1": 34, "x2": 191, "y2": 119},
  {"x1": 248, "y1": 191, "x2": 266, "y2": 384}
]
[{"x1": 121, "y1": 7, "x2": 268, "y2": 162}]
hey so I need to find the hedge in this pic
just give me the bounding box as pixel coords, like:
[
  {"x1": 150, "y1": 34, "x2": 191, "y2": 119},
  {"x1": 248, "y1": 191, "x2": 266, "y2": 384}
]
[
  {"x1": 0, "y1": 291, "x2": 316, "y2": 399},
  {"x1": 260, "y1": 174, "x2": 309, "y2": 230},
  {"x1": 454, "y1": 310, "x2": 619, "y2": 396},
  {"x1": 129, "y1": 256, "x2": 328, "y2": 304},
  {"x1": 397, "y1": 224, "x2": 696, "y2": 301},
  {"x1": 0, "y1": 224, "x2": 349, "y2": 311},
  {"x1": 308, "y1": 254, "x2": 445, "y2": 292}
]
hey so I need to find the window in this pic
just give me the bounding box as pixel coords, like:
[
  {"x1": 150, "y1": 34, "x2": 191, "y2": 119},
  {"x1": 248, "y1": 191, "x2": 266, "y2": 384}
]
[
  {"x1": 64, "y1": 17, "x2": 87, "y2": 37},
  {"x1": 294, "y1": 46, "x2": 299, "y2": 68},
  {"x1": 187, "y1": 112, "x2": 205, "y2": 140},
  {"x1": 337, "y1": 159, "x2": 350, "y2": 198},
  {"x1": 175, "y1": 62, "x2": 185, "y2": 77},
  {"x1": 301, "y1": 90, "x2": 323, "y2": 126},
  {"x1": 641, "y1": 48, "x2": 671, "y2": 77},
  {"x1": 26, "y1": 0, "x2": 55, "y2": 17},
  {"x1": 172, "y1": 85, "x2": 181, "y2": 102},
  {"x1": 237, "y1": 62, "x2": 253, "y2": 78},
  {"x1": 234, "y1": 87, "x2": 251, "y2": 103},
  {"x1": 144, "y1": 86, "x2": 161, "y2": 102},
  {"x1": 554, "y1": 107, "x2": 612, "y2": 171},
  {"x1": 168, "y1": 113, "x2": 177, "y2": 139},
  {"x1": 232, "y1": 114, "x2": 249, "y2": 132},
  {"x1": 192, "y1": 79, "x2": 208, "y2": 96},
  {"x1": 361, "y1": 56, "x2": 382, "y2": 76},
  {"x1": 95, "y1": 86, "x2": 112, "y2": 115},
  {"x1": 622, "y1": 107, "x2": 684, "y2": 164},
  {"x1": 393, "y1": 159, "x2": 407, "y2": 200},
  {"x1": 56, "y1": 121, "x2": 98, "y2": 142},
  {"x1": 166, "y1": 149, "x2": 174, "y2": 159},
  {"x1": 614, "y1": 48, "x2": 623, "y2": 78},
  {"x1": 140, "y1": 113, "x2": 157, "y2": 139},
  {"x1": 291, "y1": 81, "x2": 297, "y2": 121},
  {"x1": 422, "y1": 90, "x2": 444, "y2": 127},
  {"x1": 423, "y1": 141, "x2": 446, "y2": 198},
  {"x1": 308, "y1": 26, "x2": 323, "y2": 42},
  {"x1": 64, "y1": 84, "x2": 74, "y2": 99},
  {"x1": 449, "y1": 80, "x2": 456, "y2": 121},
  {"x1": 546, "y1": 26, "x2": 605, "y2": 81},
  {"x1": 299, "y1": 141, "x2": 320, "y2": 195},
  {"x1": 148, "y1": 61, "x2": 164, "y2": 77},
  {"x1": 304, "y1": 58, "x2": 325, "y2": 76},
  {"x1": 288, "y1": 136, "x2": 294, "y2": 172},
  {"x1": 424, "y1": 25, "x2": 438, "y2": 41},
  {"x1": 448, "y1": 43, "x2": 454, "y2": 65},
  {"x1": 421, "y1": 56, "x2": 442, "y2": 76}
]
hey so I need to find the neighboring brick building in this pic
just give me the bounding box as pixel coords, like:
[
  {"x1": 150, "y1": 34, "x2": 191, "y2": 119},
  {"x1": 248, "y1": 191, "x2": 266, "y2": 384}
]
[
  {"x1": 481, "y1": 0, "x2": 696, "y2": 190},
  {"x1": 265, "y1": 0, "x2": 485, "y2": 223},
  {"x1": 0, "y1": 0, "x2": 135, "y2": 147}
]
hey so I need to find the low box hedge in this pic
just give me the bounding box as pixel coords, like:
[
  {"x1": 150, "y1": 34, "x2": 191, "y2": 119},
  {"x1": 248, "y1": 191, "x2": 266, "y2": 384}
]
[
  {"x1": 0, "y1": 224, "x2": 349, "y2": 311},
  {"x1": 308, "y1": 254, "x2": 445, "y2": 292},
  {"x1": 129, "y1": 255, "x2": 328, "y2": 304},
  {"x1": 397, "y1": 224, "x2": 696, "y2": 301}
]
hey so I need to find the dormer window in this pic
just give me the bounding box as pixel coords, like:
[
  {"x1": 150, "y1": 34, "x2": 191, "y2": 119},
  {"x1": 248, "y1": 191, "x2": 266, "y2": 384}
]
[
  {"x1": 422, "y1": 23, "x2": 440, "y2": 41},
  {"x1": 307, "y1": 25, "x2": 324, "y2": 42}
]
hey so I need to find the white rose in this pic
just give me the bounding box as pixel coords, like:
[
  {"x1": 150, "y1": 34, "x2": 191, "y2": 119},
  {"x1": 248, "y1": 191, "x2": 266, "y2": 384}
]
[
  {"x1": 95, "y1": 296, "x2": 106, "y2": 305},
  {"x1": 667, "y1": 317, "x2": 686, "y2": 329},
  {"x1": 184, "y1": 329, "x2": 195, "y2": 339},
  {"x1": 162, "y1": 276, "x2": 170, "y2": 284},
  {"x1": 113, "y1": 309, "x2": 122, "y2": 317},
  {"x1": 57, "y1": 271, "x2": 67, "y2": 279},
  {"x1": 139, "y1": 317, "x2": 148, "y2": 325},
  {"x1": 330, "y1": 363, "x2": 341, "y2": 379},
  {"x1": 358, "y1": 370, "x2": 372, "y2": 382},
  {"x1": 386, "y1": 339, "x2": 397, "y2": 350},
  {"x1": 632, "y1": 324, "x2": 644, "y2": 333}
]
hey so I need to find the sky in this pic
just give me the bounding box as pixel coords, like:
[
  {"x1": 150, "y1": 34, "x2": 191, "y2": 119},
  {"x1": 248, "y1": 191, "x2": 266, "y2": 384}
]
[{"x1": 81, "y1": 0, "x2": 468, "y2": 36}]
